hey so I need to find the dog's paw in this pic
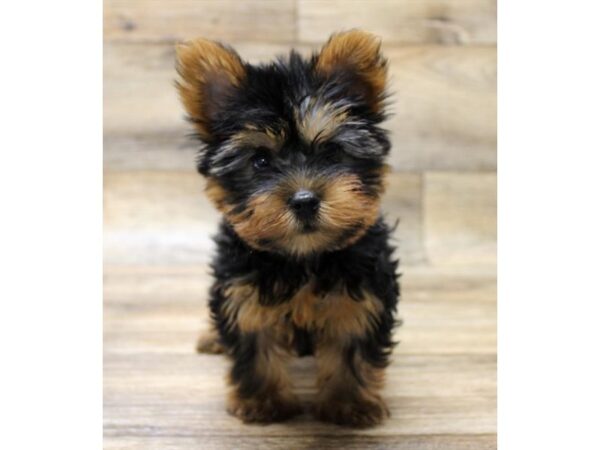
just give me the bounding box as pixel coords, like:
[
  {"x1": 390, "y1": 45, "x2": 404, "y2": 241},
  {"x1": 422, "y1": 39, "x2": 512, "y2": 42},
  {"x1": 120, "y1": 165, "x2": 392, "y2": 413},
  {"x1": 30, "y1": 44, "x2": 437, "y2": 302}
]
[
  {"x1": 313, "y1": 393, "x2": 390, "y2": 428},
  {"x1": 227, "y1": 394, "x2": 303, "y2": 424},
  {"x1": 195, "y1": 329, "x2": 225, "y2": 354}
]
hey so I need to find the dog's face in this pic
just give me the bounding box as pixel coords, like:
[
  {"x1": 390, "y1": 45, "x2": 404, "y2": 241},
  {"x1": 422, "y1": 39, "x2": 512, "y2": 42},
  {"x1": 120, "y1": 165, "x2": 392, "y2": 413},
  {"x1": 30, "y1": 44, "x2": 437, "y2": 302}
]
[{"x1": 176, "y1": 31, "x2": 390, "y2": 257}]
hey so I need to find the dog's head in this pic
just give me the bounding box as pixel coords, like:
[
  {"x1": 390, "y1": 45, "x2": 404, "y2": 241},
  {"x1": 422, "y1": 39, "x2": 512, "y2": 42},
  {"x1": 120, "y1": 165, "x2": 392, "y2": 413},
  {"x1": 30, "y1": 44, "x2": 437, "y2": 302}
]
[{"x1": 176, "y1": 30, "x2": 390, "y2": 257}]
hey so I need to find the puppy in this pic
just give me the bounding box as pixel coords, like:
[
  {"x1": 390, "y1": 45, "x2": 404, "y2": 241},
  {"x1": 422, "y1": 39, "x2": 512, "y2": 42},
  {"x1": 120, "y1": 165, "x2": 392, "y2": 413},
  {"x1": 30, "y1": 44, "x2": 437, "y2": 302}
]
[{"x1": 176, "y1": 30, "x2": 399, "y2": 428}]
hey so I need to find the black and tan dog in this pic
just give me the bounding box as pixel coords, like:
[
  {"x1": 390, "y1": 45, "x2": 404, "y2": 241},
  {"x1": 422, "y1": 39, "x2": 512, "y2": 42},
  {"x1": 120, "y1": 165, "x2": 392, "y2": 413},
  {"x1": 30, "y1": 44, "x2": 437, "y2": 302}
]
[{"x1": 175, "y1": 30, "x2": 400, "y2": 428}]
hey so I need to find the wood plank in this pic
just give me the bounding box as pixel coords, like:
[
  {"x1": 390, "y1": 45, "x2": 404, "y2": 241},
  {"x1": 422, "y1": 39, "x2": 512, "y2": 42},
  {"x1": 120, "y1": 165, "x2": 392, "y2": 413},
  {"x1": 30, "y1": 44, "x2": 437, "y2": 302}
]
[
  {"x1": 385, "y1": 46, "x2": 496, "y2": 171},
  {"x1": 104, "y1": 353, "x2": 496, "y2": 403},
  {"x1": 382, "y1": 173, "x2": 425, "y2": 264},
  {"x1": 424, "y1": 172, "x2": 496, "y2": 265},
  {"x1": 104, "y1": 0, "x2": 496, "y2": 46},
  {"x1": 298, "y1": 0, "x2": 497, "y2": 45},
  {"x1": 104, "y1": 0, "x2": 296, "y2": 43},
  {"x1": 103, "y1": 171, "x2": 424, "y2": 265},
  {"x1": 104, "y1": 434, "x2": 497, "y2": 450},
  {"x1": 104, "y1": 396, "x2": 495, "y2": 437},
  {"x1": 104, "y1": 42, "x2": 496, "y2": 172},
  {"x1": 104, "y1": 132, "x2": 196, "y2": 172},
  {"x1": 103, "y1": 170, "x2": 217, "y2": 265}
]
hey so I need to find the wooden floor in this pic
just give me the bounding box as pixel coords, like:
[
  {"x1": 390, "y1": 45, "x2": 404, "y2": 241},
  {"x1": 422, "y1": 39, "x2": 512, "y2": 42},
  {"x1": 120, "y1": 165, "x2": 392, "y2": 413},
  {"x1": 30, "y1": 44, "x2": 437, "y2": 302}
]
[
  {"x1": 104, "y1": 261, "x2": 496, "y2": 449},
  {"x1": 104, "y1": 1, "x2": 496, "y2": 448}
]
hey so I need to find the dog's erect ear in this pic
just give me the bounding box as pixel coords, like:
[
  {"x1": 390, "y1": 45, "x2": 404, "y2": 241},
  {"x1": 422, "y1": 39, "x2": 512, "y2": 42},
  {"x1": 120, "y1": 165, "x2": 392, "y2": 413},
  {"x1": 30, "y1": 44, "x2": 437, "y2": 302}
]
[
  {"x1": 176, "y1": 39, "x2": 246, "y2": 140},
  {"x1": 315, "y1": 30, "x2": 388, "y2": 113}
]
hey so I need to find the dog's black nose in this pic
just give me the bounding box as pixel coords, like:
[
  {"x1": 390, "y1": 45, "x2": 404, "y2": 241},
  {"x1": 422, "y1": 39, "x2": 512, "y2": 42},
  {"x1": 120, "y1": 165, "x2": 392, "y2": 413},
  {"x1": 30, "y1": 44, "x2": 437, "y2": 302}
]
[{"x1": 289, "y1": 190, "x2": 320, "y2": 220}]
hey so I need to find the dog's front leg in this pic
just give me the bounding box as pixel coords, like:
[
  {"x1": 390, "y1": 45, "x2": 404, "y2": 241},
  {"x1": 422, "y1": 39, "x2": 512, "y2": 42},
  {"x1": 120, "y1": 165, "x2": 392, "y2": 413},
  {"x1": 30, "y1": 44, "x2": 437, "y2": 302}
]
[
  {"x1": 313, "y1": 335, "x2": 389, "y2": 427},
  {"x1": 226, "y1": 327, "x2": 302, "y2": 423}
]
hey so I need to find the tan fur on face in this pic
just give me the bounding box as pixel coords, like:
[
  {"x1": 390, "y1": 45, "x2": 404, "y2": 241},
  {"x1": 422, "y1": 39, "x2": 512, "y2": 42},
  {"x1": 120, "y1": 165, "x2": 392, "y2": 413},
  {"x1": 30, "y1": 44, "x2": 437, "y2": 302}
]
[
  {"x1": 318, "y1": 173, "x2": 381, "y2": 242},
  {"x1": 231, "y1": 128, "x2": 285, "y2": 152},
  {"x1": 295, "y1": 97, "x2": 350, "y2": 145},
  {"x1": 229, "y1": 191, "x2": 296, "y2": 248},
  {"x1": 205, "y1": 178, "x2": 297, "y2": 252},
  {"x1": 204, "y1": 177, "x2": 229, "y2": 210},
  {"x1": 208, "y1": 171, "x2": 383, "y2": 255},
  {"x1": 278, "y1": 172, "x2": 382, "y2": 255},
  {"x1": 316, "y1": 30, "x2": 388, "y2": 113},
  {"x1": 175, "y1": 38, "x2": 246, "y2": 139}
]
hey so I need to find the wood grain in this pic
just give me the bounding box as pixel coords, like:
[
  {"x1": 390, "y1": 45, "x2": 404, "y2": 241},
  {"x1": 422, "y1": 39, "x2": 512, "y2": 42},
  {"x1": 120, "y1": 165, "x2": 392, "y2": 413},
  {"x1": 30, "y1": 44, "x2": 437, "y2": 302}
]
[
  {"x1": 298, "y1": 0, "x2": 497, "y2": 45},
  {"x1": 104, "y1": 386, "x2": 495, "y2": 436},
  {"x1": 104, "y1": 434, "x2": 497, "y2": 450},
  {"x1": 382, "y1": 174, "x2": 426, "y2": 264},
  {"x1": 104, "y1": 42, "x2": 496, "y2": 172},
  {"x1": 104, "y1": 0, "x2": 497, "y2": 46},
  {"x1": 103, "y1": 171, "x2": 217, "y2": 265},
  {"x1": 424, "y1": 172, "x2": 496, "y2": 265},
  {"x1": 386, "y1": 46, "x2": 496, "y2": 171},
  {"x1": 104, "y1": 0, "x2": 296, "y2": 43}
]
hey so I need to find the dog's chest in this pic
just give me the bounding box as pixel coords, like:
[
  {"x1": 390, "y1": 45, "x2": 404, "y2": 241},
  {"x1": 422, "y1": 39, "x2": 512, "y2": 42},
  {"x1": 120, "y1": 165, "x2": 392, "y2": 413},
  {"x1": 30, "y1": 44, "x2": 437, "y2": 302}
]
[
  {"x1": 281, "y1": 283, "x2": 382, "y2": 337},
  {"x1": 227, "y1": 279, "x2": 382, "y2": 337}
]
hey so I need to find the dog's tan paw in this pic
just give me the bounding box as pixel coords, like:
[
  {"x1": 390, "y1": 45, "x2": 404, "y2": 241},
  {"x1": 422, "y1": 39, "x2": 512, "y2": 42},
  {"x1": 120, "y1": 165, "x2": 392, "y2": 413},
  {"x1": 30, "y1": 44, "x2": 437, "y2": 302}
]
[
  {"x1": 313, "y1": 393, "x2": 390, "y2": 428},
  {"x1": 227, "y1": 394, "x2": 303, "y2": 424}
]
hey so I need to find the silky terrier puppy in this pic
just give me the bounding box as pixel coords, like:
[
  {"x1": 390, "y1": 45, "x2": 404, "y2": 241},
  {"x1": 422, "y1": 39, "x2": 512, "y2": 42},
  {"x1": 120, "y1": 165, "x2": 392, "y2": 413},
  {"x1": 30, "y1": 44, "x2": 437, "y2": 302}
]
[{"x1": 176, "y1": 30, "x2": 399, "y2": 428}]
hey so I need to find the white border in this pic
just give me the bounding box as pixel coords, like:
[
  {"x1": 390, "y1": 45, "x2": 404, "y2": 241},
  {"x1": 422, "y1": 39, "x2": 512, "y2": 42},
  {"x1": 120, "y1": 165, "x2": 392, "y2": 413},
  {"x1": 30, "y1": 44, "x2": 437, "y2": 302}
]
[
  {"x1": 499, "y1": 1, "x2": 600, "y2": 448},
  {"x1": 0, "y1": 1, "x2": 102, "y2": 448}
]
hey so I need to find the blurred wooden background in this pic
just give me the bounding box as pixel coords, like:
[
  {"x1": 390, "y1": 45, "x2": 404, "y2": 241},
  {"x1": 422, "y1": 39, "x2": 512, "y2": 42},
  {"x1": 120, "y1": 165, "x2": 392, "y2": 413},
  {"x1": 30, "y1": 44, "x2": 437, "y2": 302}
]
[{"x1": 104, "y1": 1, "x2": 496, "y2": 449}]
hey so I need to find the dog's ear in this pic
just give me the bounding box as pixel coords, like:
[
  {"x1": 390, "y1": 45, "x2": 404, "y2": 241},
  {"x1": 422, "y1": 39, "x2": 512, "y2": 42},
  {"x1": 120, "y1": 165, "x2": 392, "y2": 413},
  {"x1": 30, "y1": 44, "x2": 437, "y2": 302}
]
[
  {"x1": 176, "y1": 38, "x2": 246, "y2": 140},
  {"x1": 315, "y1": 30, "x2": 388, "y2": 113}
]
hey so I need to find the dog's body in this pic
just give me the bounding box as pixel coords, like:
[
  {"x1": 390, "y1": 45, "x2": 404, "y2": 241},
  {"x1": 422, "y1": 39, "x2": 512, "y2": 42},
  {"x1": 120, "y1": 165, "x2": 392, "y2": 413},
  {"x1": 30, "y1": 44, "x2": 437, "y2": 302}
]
[{"x1": 176, "y1": 30, "x2": 400, "y2": 428}]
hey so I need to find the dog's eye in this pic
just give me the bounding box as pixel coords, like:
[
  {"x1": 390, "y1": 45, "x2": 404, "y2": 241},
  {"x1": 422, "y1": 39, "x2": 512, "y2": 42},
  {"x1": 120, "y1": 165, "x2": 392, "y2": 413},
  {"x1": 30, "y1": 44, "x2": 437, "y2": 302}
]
[{"x1": 252, "y1": 149, "x2": 271, "y2": 170}]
